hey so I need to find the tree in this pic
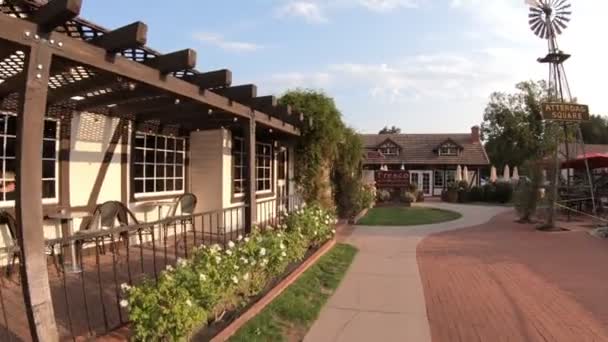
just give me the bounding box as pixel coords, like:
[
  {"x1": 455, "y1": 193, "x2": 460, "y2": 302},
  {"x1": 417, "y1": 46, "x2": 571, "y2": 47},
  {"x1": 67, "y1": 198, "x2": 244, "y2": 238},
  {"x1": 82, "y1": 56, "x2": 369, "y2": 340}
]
[
  {"x1": 379, "y1": 126, "x2": 401, "y2": 134},
  {"x1": 580, "y1": 115, "x2": 608, "y2": 144},
  {"x1": 279, "y1": 89, "x2": 347, "y2": 209},
  {"x1": 481, "y1": 80, "x2": 560, "y2": 169}
]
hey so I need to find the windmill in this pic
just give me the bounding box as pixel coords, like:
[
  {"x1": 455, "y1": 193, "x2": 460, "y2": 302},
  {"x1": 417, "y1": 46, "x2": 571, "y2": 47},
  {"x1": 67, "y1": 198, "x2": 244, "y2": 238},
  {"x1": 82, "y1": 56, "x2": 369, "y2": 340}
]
[{"x1": 525, "y1": 0, "x2": 595, "y2": 228}]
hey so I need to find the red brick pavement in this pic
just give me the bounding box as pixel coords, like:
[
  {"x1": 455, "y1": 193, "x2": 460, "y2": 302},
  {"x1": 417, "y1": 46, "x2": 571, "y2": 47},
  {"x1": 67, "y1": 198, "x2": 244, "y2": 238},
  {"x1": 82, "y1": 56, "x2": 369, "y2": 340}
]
[{"x1": 417, "y1": 211, "x2": 608, "y2": 342}]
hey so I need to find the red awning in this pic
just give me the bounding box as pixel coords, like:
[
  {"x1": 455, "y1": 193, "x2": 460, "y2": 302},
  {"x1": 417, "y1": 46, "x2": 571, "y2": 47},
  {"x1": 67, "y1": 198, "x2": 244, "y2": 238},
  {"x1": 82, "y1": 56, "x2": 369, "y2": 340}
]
[{"x1": 561, "y1": 153, "x2": 608, "y2": 169}]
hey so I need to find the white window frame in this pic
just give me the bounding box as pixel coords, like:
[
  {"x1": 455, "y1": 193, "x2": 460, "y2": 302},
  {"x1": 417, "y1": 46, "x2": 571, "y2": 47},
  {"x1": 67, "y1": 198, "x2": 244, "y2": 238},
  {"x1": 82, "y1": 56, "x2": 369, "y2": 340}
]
[
  {"x1": 0, "y1": 112, "x2": 59, "y2": 208},
  {"x1": 232, "y1": 136, "x2": 245, "y2": 198},
  {"x1": 439, "y1": 143, "x2": 459, "y2": 156},
  {"x1": 256, "y1": 142, "x2": 273, "y2": 194},
  {"x1": 132, "y1": 132, "x2": 186, "y2": 199}
]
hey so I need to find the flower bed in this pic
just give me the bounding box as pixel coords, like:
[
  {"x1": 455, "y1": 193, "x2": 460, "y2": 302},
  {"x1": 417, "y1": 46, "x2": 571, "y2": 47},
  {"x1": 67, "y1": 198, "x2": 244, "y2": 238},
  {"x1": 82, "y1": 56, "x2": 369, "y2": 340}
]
[{"x1": 121, "y1": 205, "x2": 337, "y2": 341}]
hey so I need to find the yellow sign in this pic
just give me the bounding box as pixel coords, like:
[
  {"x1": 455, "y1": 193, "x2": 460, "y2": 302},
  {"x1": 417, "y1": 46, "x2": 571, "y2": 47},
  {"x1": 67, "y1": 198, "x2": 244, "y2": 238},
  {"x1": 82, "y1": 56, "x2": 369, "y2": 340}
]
[{"x1": 541, "y1": 102, "x2": 590, "y2": 122}]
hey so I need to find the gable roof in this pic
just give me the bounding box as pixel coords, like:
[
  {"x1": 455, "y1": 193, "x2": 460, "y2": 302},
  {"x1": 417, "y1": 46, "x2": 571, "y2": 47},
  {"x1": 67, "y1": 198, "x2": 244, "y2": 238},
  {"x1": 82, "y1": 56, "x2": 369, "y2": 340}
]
[
  {"x1": 376, "y1": 137, "x2": 401, "y2": 149},
  {"x1": 360, "y1": 133, "x2": 490, "y2": 166}
]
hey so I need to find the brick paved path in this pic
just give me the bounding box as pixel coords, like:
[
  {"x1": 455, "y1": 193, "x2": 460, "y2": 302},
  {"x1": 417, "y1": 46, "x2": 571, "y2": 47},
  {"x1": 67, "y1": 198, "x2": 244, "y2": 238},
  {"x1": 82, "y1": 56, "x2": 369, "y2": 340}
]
[{"x1": 418, "y1": 211, "x2": 608, "y2": 342}]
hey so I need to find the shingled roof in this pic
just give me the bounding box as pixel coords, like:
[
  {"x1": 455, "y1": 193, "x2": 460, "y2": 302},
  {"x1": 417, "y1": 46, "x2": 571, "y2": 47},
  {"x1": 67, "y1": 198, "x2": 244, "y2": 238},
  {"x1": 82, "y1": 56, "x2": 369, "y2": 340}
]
[{"x1": 360, "y1": 133, "x2": 490, "y2": 166}]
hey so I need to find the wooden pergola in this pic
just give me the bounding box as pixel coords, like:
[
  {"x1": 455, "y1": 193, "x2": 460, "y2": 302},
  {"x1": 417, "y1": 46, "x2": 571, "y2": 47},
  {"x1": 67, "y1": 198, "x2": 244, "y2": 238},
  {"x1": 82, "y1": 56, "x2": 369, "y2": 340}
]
[{"x1": 0, "y1": 0, "x2": 307, "y2": 340}]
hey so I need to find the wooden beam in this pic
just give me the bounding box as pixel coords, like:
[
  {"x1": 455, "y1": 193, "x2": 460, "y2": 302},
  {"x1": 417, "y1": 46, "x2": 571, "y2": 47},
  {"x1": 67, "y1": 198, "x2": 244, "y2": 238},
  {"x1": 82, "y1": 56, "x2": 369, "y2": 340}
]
[
  {"x1": 183, "y1": 69, "x2": 232, "y2": 89},
  {"x1": 31, "y1": 0, "x2": 82, "y2": 33},
  {"x1": 110, "y1": 96, "x2": 180, "y2": 116},
  {"x1": 243, "y1": 118, "x2": 257, "y2": 232},
  {"x1": 0, "y1": 14, "x2": 299, "y2": 135},
  {"x1": 215, "y1": 84, "x2": 257, "y2": 103},
  {"x1": 251, "y1": 95, "x2": 277, "y2": 112},
  {"x1": 90, "y1": 21, "x2": 148, "y2": 53},
  {"x1": 144, "y1": 49, "x2": 197, "y2": 74},
  {"x1": 15, "y1": 44, "x2": 59, "y2": 341}
]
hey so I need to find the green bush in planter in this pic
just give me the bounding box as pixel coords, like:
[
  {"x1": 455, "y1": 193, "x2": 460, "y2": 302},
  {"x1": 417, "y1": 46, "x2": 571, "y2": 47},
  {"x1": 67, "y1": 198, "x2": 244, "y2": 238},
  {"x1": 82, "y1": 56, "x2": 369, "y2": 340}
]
[
  {"x1": 457, "y1": 188, "x2": 469, "y2": 203},
  {"x1": 124, "y1": 205, "x2": 337, "y2": 342},
  {"x1": 494, "y1": 181, "x2": 514, "y2": 203},
  {"x1": 482, "y1": 183, "x2": 496, "y2": 202},
  {"x1": 468, "y1": 186, "x2": 484, "y2": 202}
]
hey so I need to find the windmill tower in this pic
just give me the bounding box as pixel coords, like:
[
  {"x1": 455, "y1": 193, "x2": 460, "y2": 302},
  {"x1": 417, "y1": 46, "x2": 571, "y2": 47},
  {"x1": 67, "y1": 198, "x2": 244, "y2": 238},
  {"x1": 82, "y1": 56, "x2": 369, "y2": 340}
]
[{"x1": 526, "y1": 0, "x2": 594, "y2": 227}]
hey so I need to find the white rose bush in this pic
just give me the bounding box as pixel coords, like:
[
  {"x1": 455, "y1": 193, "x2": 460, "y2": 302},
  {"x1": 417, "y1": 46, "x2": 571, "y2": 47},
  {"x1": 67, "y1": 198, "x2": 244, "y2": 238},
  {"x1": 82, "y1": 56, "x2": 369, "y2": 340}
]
[{"x1": 126, "y1": 204, "x2": 336, "y2": 341}]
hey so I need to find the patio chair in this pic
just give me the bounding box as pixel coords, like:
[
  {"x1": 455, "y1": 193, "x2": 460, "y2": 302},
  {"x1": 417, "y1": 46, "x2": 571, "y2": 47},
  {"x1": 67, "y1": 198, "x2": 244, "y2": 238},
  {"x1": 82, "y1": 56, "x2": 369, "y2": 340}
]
[
  {"x1": 164, "y1": 193, "x2": 197, "y2": 250},
  {"x1": 0, "y1": 211, "x2": 61, "y2": 277},
  {"x1": 78, "y1": 201, "x2": 139, "y2": 255}
]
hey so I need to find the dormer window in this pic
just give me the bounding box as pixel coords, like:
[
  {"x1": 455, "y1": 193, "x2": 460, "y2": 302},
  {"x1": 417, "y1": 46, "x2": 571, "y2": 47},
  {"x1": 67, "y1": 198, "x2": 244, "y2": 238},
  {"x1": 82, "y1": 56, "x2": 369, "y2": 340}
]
[
  {"x1": 439, "y1": 143, "x2": 459, "y2": 156},
  {"x1": 377, "y1": 140, "x2": 400, "y2": 156}
]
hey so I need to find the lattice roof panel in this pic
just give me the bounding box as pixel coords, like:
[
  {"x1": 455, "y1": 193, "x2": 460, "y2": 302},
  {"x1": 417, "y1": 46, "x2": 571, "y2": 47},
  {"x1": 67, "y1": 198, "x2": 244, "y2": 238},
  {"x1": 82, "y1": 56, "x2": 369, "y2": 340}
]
[
  {"x1": 0, "y1": 50, "x2": 25, "y2": 80},
  {"x1": 48, "y1": 65, "x2": 96, "y2": 89}
]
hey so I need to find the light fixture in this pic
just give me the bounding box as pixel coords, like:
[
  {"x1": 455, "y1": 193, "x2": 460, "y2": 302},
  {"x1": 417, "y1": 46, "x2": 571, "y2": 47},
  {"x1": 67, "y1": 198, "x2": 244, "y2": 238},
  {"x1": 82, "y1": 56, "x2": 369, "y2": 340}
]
[
  {"x1": 174, "y1": 99, "x2": 181, "y2": 105},
  {"x1": 233, "y1": 117, "x2": 238, "y2": 122},
  {"x1": 107, "y1": 104, "x2": 117, "y2": 108},
  {"x1": 269, "y1": 129, "x2": 273, "y2": 133},
  {"x1": 70, "y1": 95, "x2": 85, "y2": 101},
  {"x1": 207, "y1": 109, "x2": 213, "y2": 115}
]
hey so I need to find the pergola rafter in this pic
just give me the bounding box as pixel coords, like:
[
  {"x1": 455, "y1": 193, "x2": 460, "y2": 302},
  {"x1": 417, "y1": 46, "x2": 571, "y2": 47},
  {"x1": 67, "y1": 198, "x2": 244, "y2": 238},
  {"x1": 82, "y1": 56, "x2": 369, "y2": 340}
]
[{"x1": 0, "y1": 1, "x2": 309, "y2": 339}]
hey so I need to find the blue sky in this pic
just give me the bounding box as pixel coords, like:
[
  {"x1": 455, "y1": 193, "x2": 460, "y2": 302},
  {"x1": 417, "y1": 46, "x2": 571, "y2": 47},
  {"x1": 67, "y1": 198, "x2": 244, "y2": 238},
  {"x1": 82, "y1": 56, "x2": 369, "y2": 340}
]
[{"x1": 81, "y1": 0, "x2": 607, "y2": 133}]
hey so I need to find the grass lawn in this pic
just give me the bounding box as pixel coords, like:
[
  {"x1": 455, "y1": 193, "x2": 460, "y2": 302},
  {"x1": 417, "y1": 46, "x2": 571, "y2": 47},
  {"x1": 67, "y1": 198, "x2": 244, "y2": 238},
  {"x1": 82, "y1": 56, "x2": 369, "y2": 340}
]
[
  {"x1": 357, "y1": 206, "x2": 462, "y2": 226},
  {"x1": 229, "y1": 244, "x2": 358, "y2": 342}
]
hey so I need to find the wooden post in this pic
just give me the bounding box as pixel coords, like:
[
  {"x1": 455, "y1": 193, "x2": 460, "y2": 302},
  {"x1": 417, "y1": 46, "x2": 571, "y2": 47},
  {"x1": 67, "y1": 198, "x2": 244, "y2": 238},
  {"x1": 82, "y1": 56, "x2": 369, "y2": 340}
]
[
  {"x1": 15, "y1": 44, "x2": 59, "y2": 341},
  {"x1": 243, "y1": 116, "x2": 257, "y2": 232}
]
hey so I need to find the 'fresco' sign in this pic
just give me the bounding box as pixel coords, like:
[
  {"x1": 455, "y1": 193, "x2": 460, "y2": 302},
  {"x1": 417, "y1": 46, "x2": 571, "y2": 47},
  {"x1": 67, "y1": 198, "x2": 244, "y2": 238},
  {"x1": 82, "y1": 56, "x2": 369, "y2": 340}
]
[
  {"x1": 541, "y1": 102, "x2": 590, "y2": 122},
  {"x1": 375, "y1": 171, "x2": 410, "y2": 187}
]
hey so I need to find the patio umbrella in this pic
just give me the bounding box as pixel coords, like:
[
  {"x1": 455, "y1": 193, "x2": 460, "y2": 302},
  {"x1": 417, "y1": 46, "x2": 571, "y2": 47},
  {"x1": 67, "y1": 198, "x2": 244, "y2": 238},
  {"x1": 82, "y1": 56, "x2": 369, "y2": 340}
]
[
  {"x1": 490, "y1": 166, "x2": 498, "y2": 183},
  {"x1": 561, "y1": 152, "x2": 608, "y2": 170},
  {"x1": 512, "y1": 166, "x2": 520, "y2": 181},
  {"x1": 463, "y1": 166, "x2": 469, "y2": 184},
  {"x1": 503, "y1": 165, "x2": 510, "y2": 181},
  {"x1": 455, "y1": 165, "x2": 462, "y2": 182}
]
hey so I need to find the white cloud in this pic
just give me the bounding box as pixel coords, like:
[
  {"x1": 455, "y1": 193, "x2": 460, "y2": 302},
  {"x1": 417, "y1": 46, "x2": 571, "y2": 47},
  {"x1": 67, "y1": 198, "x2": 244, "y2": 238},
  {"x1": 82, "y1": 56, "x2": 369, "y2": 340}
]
[
  {"x1": 275, "y1": 0, "x2": 423, "y2": 23},
  {"x1": 192, "y1": 32, "x2": 262, "y2": 53},
  {"x1": 276, "y1": 1, "x2": 327, "y2": 23},
  {"x1": 263, "y1": 71, "x2": 333, "y2": 93},
  {"x1": 359, "y1": 0, "x2": 423, "y2": 12}
]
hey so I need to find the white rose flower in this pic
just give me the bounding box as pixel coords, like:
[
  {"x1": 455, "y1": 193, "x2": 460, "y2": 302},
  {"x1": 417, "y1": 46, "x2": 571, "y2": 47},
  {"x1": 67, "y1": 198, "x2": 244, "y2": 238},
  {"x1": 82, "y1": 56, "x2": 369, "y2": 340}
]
[
  {"x1": 226, "y1": 249, "x2": 233, "y2": 256},
  {"x1": 199, "y1": 273, "x2": 207, "y2": 281},
  {"x1": 165, "y1": 265, "x2": 174, "y2": 271},
  {"x1": 243, "y1": 272, "x2": 250, "y2": 281},
  {"x1": 244, "y1": 237, "x2": 250, "y2": 243},
  {"x1": 281, "y1": 251, "x2": 287, "y2": 257},
  {"x1": 241, "y1": 257, "x2": 249, "y2": 264},
  {"x1": 313, "y1": 231, "x2": 318, "y2": 236},
  {"x1": 228, "y1": 241, "x2": 235, "y2": 249},
  {"x1": 120, "y1": 299, "x2": 129, "y2": 308},
  {"x1": 332, "y1": 229, "x2": 336, "y2": 234},
  {"x1": 233, "y1": 264, "x2": 239, "y2": 270},
  {"x1": 120, "y1": 283, "x2": 131, "y2": 292},
  {"x1": 186, "y1": 299, "x2": 192, "y2": 307},
  {"x1": 177, "y1": 258, "x2": 188, "y2": 267},
  {"x1": 259, "y1": 248, "x2": 266, "y2": 256},
  {"x1": 277, "y1": 233, "x2": 282, "y2": 238},
  {"x1": 231, "y1": 275, "x2": 239, "y2": 284},
  {"x1": 237, "y1": 235, "x2": 243, "y2": 241},
  {"x1": 250, "y1": 258, "x2": 256, "y2": 266},
  {"x1": 215, "y1": 256, "x2": 222, "y2": 264}
]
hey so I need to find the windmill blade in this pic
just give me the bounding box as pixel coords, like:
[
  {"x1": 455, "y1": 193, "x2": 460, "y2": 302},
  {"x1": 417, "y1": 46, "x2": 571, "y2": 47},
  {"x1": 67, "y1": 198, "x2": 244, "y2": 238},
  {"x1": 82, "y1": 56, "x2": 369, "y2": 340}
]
[
  {"x1": 529, "y1": 12, "x2": 541, "y2": 18},
  {"x1": 529, "y1": 17, "x2": 542, "y2": 26},
  {"x1": 530, "y1": 20, "x2": 543, "y2": 33},
  {"x1": 556, "y1": 3, "x2": 571, "y2": 11},
  {"x1": 552, "y1": 22, "x2": 562, "y2": 35},
  {"x1": 530, "y1": 7, "x2": 543, "y2": 13},
  {"x1": 534, "y1": 22, "x2": 545, "y2": 37},
  {"x1": 555, "y1": 18, "x2": 568, "y2": 29},
  {"x1": 539, "y1": 24, "x2": 547, "y2": 38},
  {"x1": 554, "y1": 0, "x2": 569, "y2": 9},
  {"x1": 556, "y1": 15, "x2": 570, "y2": 22}
]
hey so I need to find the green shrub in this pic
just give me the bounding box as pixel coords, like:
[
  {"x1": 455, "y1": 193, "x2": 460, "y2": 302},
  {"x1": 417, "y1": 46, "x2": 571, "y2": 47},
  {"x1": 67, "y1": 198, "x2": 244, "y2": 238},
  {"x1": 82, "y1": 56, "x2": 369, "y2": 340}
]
[
  {"x1": 125, "y1": 205, "x2": 337, "y2": 341},
  {"x1": 416, "y1": 190, "x2": 425, "y2": 203},
  {"x1": 457, "y1": 189, "x2": 468, "y2": 203},
  {"x1": 402, "y1": 192, "x2": 417, "y2": 203},
  {"x1": 514, "y1": 162, "x2": 543, "y2": 222},
  {"x1": 468, "y1": 186, "x2": 484, "y2": 202},
  {"x1": 482, "y1": 183, "x2": 496, "y2": 202},
  {"x1": 408, "y1": 183, "x2": 419, "y2": 194},
  {"x1": 494, "y1": 181, "x2": 514, "y2": 203}
]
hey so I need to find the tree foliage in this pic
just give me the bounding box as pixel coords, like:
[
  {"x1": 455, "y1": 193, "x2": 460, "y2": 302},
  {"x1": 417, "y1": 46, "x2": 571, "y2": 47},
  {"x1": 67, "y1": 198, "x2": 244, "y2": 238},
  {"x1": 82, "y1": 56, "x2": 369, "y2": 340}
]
[
  {"x1": 379, "y1": 125, "x2": 401, "y2": 134},
  {"x1": 482, "y1": 80, "x2": 561, "y2": 169},
  {"x1": 279, "y1": 89, "x2": 368, "y2": 215},
  {"x1": 580, "y1": 115, "x2": 608, "y2": 144}
]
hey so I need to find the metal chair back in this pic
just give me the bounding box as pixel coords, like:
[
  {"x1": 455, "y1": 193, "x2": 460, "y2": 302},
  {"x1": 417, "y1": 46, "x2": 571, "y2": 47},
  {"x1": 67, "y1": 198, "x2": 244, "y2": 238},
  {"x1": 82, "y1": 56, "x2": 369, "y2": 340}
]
[
  {"x1": 88, "y1": 201, "x2": 139, "y2": 231},
  {"x1": 168, "y1": 193, "x2": 197, "y2": 218},
  {"x1": 0, "y1": 211, "x2": 18, "y2": 245}
]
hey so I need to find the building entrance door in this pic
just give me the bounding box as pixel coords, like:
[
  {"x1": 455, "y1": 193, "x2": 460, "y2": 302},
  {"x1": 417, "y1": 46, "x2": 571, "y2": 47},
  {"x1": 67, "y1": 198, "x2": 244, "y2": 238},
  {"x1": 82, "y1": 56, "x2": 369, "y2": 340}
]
[
  {"x1": 410, "y1": 171, "x2": 433, "y2": 197},
  {"x1": 277, "y1": 147, "x2": 288, "y2": 210}
]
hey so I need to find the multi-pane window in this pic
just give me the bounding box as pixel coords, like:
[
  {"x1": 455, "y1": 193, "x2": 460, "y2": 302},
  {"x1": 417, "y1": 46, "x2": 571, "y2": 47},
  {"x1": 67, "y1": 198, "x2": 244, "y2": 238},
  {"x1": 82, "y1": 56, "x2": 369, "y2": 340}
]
[
  {"x1": 133, "y1": 133, "x2": 185, "y2": 196},
  {"x1": 379, "y1": 143, "x2": 399, "y2": 156},
  {"x1": 0, "y1": 114, "x2": 57, "y2": 203},
  {"x1": 446, "y1": 170, "x2": 456, "y2": 185},
  {"x1": 439, "y1": 143, "x2": 459, "y2": 156},
  {"x1": 256, "y1": 142, "x2": 272, "y2": 192},
  {"x1": 232, "y1": 137, "x2": 245, "y2": 195},
  {"x1": 434, "y1": 170, "x2": 444, "y2": 187}
]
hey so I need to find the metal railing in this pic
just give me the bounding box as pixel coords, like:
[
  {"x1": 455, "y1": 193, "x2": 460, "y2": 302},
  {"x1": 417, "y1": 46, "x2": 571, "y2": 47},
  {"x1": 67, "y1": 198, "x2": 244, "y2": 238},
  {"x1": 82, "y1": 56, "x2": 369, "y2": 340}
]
[{"x1": 0, "y1": 194, "x2": 304, "y2": 341}]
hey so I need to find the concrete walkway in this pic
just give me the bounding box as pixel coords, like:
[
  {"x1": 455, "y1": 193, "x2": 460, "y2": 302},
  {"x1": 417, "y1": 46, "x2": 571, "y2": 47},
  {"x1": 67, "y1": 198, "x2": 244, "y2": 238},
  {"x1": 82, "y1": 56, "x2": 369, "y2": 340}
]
[{"x1": 305, "y1": 203, "x2": 511, "y2": 342}]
